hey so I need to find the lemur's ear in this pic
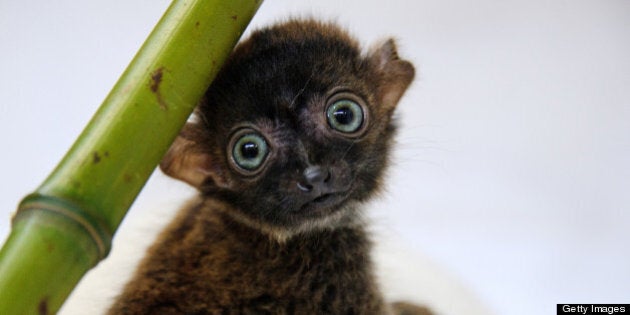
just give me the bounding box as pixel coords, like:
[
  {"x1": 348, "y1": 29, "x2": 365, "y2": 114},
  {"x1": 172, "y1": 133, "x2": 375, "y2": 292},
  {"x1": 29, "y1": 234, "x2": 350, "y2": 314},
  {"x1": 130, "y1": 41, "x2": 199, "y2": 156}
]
[
  {"x1": 160, "y1": 124, "x2": 228, "y2": 189},
  {"x1": 369, "y1": 39, "x2": 415, "y2": 111}
]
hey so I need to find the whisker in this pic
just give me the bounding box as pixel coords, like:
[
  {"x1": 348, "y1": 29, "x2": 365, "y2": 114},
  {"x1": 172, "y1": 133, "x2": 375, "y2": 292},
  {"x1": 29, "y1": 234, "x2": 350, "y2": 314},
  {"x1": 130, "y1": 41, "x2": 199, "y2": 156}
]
[
  {"x1": 340, "y1": 139, "x2": 358, "y2": 161},
  {"x1": 289, "y1": 70, "x2": 315, "y2": 108}
]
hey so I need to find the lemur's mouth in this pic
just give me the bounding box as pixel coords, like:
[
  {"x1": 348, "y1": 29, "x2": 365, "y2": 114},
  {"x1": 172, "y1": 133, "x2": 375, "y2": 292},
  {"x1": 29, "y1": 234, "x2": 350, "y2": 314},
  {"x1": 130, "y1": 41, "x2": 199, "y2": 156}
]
[
  {"x1": 312, "y1": 193, "x2": 333, "y2": 203},
  {"x1": 297, "y1": 191, "x2": 350, "y2": 215}
]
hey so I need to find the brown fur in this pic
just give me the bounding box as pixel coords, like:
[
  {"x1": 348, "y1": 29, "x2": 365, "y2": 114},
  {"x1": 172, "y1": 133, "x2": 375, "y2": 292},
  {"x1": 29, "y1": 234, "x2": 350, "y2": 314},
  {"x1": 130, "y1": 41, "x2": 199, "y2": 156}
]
[
  {"x1": 108, "y1": 198, "x2": 385, "y2": 314},
  {"x1": 108, "y1": 19, "x2": 430, "y2": 314}
]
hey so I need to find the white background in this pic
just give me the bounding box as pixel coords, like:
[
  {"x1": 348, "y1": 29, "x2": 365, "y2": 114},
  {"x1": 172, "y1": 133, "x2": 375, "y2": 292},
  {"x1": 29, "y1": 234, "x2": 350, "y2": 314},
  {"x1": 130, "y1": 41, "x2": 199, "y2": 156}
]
[{"x1": 1, "y1": 1, "x2": 629, "y2": 314}]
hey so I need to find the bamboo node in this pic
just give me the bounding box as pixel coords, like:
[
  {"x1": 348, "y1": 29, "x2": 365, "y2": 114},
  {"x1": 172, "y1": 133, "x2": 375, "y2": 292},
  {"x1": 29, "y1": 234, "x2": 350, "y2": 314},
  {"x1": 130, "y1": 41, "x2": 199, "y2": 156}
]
[{"x1": 15, "y1": 194, "x2": 113, "y2": 261}]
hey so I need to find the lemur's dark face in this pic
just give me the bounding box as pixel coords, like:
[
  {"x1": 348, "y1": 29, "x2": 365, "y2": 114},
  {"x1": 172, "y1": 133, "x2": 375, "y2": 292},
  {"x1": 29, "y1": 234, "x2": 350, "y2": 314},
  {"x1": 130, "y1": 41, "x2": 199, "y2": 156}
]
[{"x1": 160, "y1": 20, "x2": 414, "y2": 236}]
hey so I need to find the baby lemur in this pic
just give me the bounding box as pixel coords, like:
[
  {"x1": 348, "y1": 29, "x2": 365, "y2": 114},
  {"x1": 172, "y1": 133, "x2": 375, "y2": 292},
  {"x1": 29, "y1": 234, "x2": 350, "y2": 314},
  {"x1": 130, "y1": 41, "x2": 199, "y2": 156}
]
[{"x1": 108, "y1": 19, "x2": 430, "y2": 315}]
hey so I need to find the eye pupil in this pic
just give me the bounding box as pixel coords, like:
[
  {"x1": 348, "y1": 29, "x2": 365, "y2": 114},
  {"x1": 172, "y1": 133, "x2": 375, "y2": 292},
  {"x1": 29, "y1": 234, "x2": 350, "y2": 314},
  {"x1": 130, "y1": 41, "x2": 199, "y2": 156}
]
[
  {"x1": 326, "y1": 97, "x2": 365, "y2": 134},
  {"x1": 230, "y1": 131, "x2": 269, "y2": 173},
  {"x1": 333, "y1": 107, "x2": 354, "y2": 125},
  {"x1": 240, "y1": 142, "x2": 259, "y2": 159}
]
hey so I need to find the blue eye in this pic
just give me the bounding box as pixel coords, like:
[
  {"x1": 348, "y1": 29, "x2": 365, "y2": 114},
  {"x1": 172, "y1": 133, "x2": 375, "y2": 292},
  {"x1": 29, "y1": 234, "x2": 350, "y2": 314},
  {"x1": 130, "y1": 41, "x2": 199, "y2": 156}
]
[
  {"x1": 231, "y1": 132, "x2": 269, "y2": 172},
  {"x1": 326, "y1": 99, "x2": 364, "y2": 134}
]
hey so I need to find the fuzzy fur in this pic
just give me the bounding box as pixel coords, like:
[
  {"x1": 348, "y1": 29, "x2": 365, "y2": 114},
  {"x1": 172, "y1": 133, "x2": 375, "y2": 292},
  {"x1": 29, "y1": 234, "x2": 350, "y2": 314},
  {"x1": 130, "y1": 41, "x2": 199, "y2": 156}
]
[{"x1": 108, "y1": 19, "x2": 427, "y2": 314}]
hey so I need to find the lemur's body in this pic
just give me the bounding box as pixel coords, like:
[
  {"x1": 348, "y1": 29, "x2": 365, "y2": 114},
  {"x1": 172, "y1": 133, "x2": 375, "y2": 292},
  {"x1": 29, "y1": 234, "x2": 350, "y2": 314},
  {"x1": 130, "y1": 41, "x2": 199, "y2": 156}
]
[{"x1": 108, "y1": 19, "x2": 429, "y2": 315}]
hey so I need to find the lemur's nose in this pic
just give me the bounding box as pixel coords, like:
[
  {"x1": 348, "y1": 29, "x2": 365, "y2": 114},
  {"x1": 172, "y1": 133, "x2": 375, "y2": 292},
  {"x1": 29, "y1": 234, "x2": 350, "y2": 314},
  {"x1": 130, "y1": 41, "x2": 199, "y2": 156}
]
[{"x1": 298, "y1": 166, "x2": 331, "y2": 192}]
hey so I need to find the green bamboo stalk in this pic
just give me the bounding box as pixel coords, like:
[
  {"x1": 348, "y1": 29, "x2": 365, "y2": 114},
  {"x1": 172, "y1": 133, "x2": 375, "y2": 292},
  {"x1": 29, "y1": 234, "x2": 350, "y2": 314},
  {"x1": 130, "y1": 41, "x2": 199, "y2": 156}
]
[{"x1": 0, "y1": 1, "x2": 262, "y2": 313}]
